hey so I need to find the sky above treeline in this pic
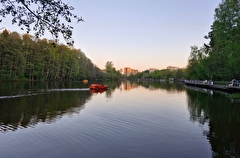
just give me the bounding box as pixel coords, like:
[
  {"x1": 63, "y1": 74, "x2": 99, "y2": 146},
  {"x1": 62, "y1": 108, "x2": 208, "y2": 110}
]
[{"x1": 2, "y1": 0, "x2": 222, "y2": 71}]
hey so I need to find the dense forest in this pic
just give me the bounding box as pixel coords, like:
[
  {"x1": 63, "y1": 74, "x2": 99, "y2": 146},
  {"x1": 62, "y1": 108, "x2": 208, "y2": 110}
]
[
  {"x1": 0, "y1": 30, "x2": 106, "y2": 81},
  {"x1": 185, "y1": 0, "x2": 240, "y2": 81}
]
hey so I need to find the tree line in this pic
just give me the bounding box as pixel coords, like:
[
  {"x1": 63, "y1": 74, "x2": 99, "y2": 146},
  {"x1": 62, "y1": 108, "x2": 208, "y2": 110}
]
[
  {"x1": 185, "y1": 0, "x2": 240, "y2": 81},
  {"x1": 0, "y1": 30, "x2": 105, "y2": 81},
  {"x1": 127, "y1": 69, "x2": 185, "y2": 81}
]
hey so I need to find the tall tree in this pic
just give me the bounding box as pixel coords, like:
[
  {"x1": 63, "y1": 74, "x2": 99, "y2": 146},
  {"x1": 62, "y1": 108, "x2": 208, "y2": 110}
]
[
  {"x1": 205, "y1": 0, "x2": 240, "y2": 80},
  {"x1": 186, "y1": 0, "x2": 240, "y2": 80},
  {"x1": 185, "y1": 46, "x2": 208, "y2": 80},
  {"x1": 105, "y1": 61, "x2": 114, "y2": 79},
  {"x1": 105, "y1": 61, "x2": 122, "y2": 80}
]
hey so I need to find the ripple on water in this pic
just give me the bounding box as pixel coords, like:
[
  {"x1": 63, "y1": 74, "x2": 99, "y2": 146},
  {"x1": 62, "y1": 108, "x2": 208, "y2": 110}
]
[{"x1": 0, "y1": 88, "x2": 90, "y2": 99}]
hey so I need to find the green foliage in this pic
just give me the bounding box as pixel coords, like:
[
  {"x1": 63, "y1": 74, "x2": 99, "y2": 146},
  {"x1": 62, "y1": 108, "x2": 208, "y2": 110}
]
[
  {"x1": 105, "y1": 61, "x2": 122, "y2": 80},
  {"x1": 0, "y1": 30, "x2": 104, "y2": 81},
  {"x1": 0, "y1": 0, "x2": 83, "y2": 45},
  {"x1": 229, "y1": 93, "x2": 240, "y2": 99},
  {"x1": 185, "y1": 46, "x2": 209, "y2": 80},
  {"x1": 126, "y1": 68, "x2": 185, "y2": 80},
  {"x1": 186, "y1": 0, "x2": 240, "y2": 81}
]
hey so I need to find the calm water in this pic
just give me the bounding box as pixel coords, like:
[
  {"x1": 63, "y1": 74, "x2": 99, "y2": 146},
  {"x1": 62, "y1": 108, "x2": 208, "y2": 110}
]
[{"x1": 0, "y1": 81, "x2": 239, "y2": 158}]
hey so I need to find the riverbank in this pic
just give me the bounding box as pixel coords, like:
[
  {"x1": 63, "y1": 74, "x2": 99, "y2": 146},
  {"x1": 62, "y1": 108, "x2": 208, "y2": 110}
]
[{"x1": 184, "y1": 80, "x2": 240, "y2": 93}]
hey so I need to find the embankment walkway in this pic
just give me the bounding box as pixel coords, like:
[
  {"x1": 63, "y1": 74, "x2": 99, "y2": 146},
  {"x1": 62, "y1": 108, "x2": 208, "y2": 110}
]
[{"x1": 184, "y1": 80, "x2": 240, "y2": 93}]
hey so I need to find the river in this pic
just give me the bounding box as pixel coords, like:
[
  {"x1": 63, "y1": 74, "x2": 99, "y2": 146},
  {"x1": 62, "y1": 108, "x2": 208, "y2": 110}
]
[{"x1": 0, "y1": 81, "x2": 239, "y2": 158}]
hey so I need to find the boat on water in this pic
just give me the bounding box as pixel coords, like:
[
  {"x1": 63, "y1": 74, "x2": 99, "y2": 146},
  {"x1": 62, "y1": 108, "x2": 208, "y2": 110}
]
[{"x1": 89, "y1": 84, "x2": 108, "y2": 91}]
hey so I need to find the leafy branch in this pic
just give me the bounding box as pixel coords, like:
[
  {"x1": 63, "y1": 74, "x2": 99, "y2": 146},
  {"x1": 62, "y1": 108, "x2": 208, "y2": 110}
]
[{"x1": 0, "y1": 0, "x2": 83, "y2": 45}]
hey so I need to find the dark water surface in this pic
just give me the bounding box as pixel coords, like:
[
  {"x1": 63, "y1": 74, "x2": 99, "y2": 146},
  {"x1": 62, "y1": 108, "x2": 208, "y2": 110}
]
[{"x1": 0, "y1": 81, "x2": 239, "y2": 158}]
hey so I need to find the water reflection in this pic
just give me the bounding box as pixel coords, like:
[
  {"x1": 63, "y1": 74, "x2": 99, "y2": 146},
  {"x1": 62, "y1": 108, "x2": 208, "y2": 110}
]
[
  {"x1": 0, "y1": 81, "x2": 185, "y2": 133},
  {"x1": 122, "y1": 80, "x2": 186, "y2": 93},
  {"x1": 0, "y1": 82, "x2": 92, "y2": 133},
  {"x1": 90, "y1": 89, "x2": 107, "y2": 94},
  {"x1": 104, "y1": 80, "x2": 122, "y2": 98},
  {"x1": 1, "y1": 81, "x2": 240, "y2": 157},
  {"x1": 121, "y1": 81, "x2": 240, "y2": 157},
  {"x1": 186, "y1": 86, "x2": 240, "y2": 157},
  {"x1": 123, "y1": 80, "x2": 138, "y2": 90}
]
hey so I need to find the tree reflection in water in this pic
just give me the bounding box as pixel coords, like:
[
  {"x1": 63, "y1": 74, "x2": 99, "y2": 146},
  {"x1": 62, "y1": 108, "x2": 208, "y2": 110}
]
[
  {"x1": 1, "y1": 81, "x2": 240, "y2": 157},
  {"x1": 186, "y1": 87, "x2": 240, "y2": 158},
  {"x1": 0, "y1": 82, "x2": 92, "y2": 133}
]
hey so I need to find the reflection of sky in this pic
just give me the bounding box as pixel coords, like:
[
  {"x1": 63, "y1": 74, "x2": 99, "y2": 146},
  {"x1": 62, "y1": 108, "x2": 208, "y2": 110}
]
[
  {"x1": 0, "y1": 83, "x2": 211, "y2": 157},
  {"x1": 114, "y1": 85, "x2": 188, "y2": 117},
  {"x1": 82, "y1": 84, "x2": 211, "y2": 157}
]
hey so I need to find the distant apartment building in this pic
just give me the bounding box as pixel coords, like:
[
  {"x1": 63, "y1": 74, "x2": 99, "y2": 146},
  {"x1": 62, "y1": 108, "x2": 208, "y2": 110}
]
[
  {"x1": 101, "y1": 69, "x2": 106, "y2": 73},
  {"x1": 131, "y1": 69, "x2": 138, "y2": 75},
  {"x1": 167, "y1": 66, "x2": 179, "y2": 71},
  {"x1": 124, "y1": 67, "x2": 131, "y2": 76},
  {"x1": 149, "y1": 68, "x2": 158, "y2": 73},
  {"x1": 124, "y1": 67, "x2": 138, "y2": 77}
]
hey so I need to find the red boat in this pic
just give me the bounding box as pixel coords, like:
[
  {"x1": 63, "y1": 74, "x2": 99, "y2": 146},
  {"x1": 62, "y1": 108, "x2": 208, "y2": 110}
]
[{"x1": 89, "y1": 84, "x2": 108, "y2": 91}]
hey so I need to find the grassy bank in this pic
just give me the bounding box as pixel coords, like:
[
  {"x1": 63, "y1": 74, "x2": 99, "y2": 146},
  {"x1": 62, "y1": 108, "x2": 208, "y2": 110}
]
[{"x1": 229, "y1": 93, "x2": 240, "y2": 99}]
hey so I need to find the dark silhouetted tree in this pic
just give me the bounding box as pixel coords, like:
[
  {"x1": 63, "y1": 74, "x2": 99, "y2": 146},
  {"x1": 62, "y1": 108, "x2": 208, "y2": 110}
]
[{"x1": 0, "y1": 0, "x2": 83, "y2": 45}]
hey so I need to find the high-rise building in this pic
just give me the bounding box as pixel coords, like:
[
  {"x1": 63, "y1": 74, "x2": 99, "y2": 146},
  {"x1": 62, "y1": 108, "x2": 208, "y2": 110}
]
[
  {"x1": 167, "y1": 66, "x2": 179, "y2": 71},
  {"x1": 149, "y1": 68, "x2": 158, "y2": 73},
  {"x1": 124, "y1": 67, "x2": 131, "y2": 76},
  {"x1": 124, "y1": 67, "x2": 138, "y2": 76}
]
